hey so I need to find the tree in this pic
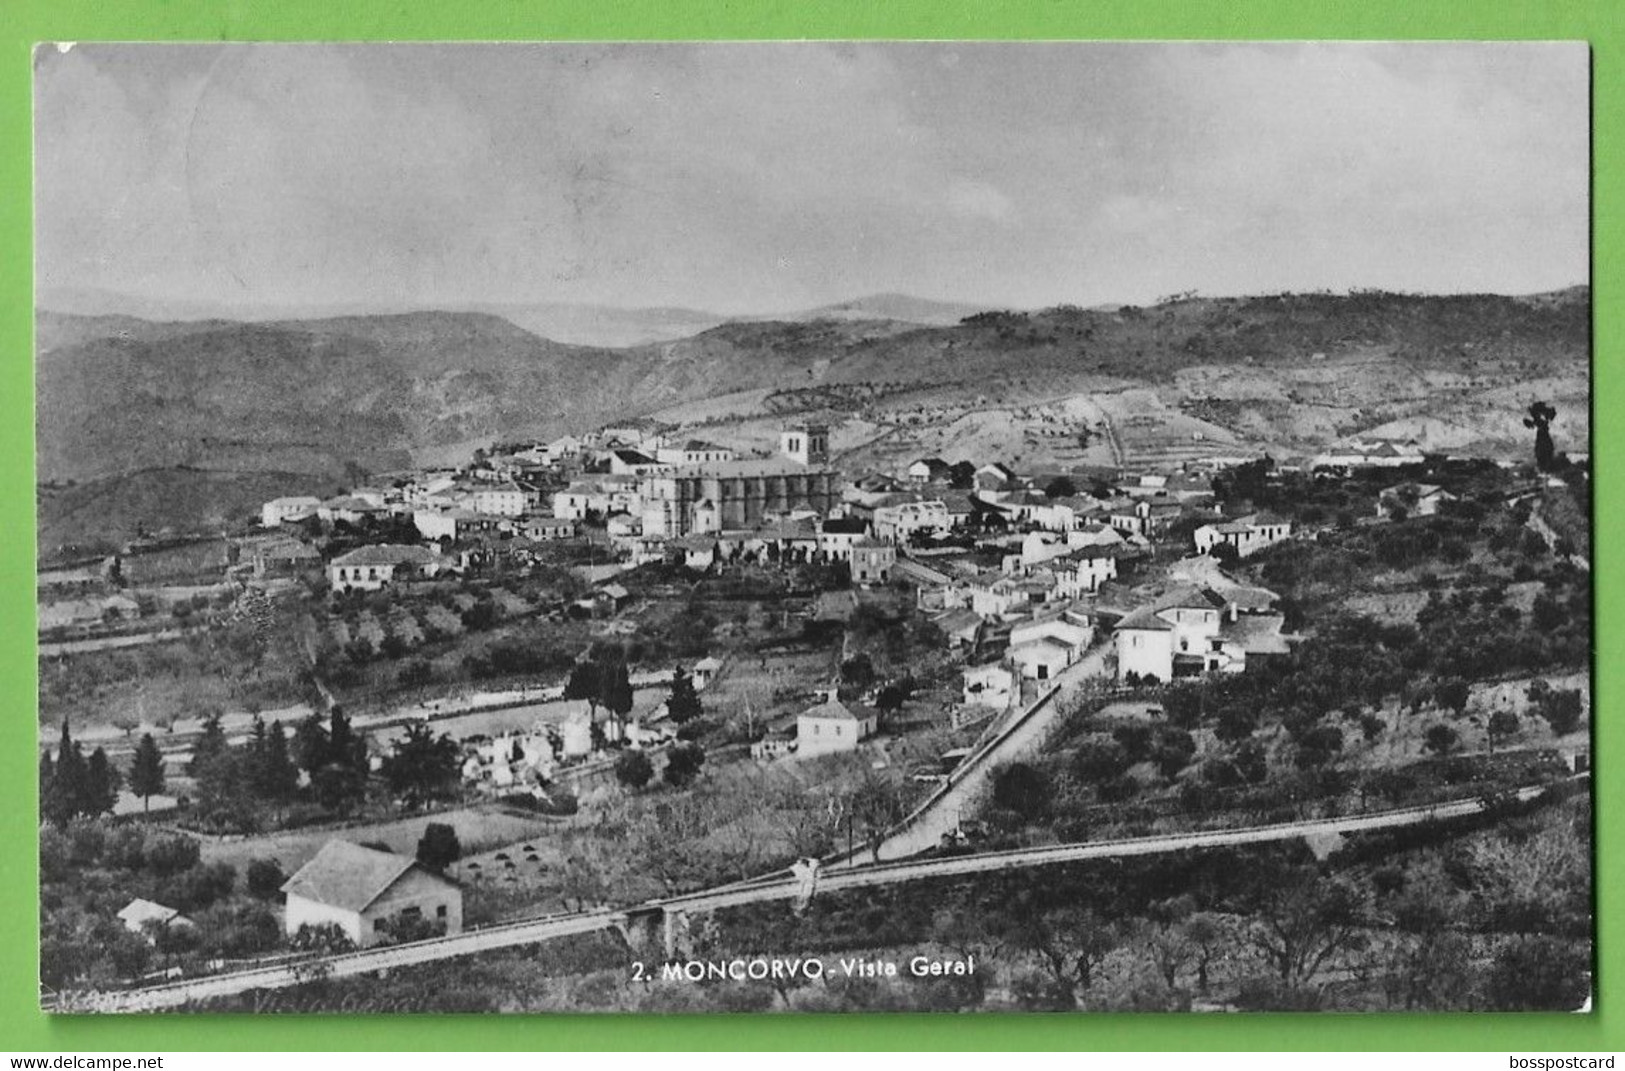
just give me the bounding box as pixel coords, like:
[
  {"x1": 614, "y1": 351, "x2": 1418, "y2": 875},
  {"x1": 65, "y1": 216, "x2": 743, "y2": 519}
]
[
  {"x1": 839, "y1": 654, "x2": 876, "y2": 691},
  {"x1": 42, "y1": 721, "x2": 89, "y2": 826},
  {"x1": 991, "y1": 762, "x2": 1051, "y2": 821},
  {"x1": 416, "y1": 823, "x2": 461, "y2": 872},
  {"x1": 128, "y1": 733, "x2": 167, "y2": 814},
  {"x1": 1044, "y1": 476, "x2": 1078, "y2": 499},
  {"x1": 663, "y1": 742, "x2": 707, "y2": 788},
  {"x1": 1182, "y1": 912, "x2": 1230, "y2": 994},
  {"x1": 1161, "y1": 684, "x2": 1206, "y2": 729},
  {"x1": 84, "y1": 748, "x2": 120, "y2": 816},
  {"x1": 564, "y1": 661, "x2": 603, "y2": 714},
  {"x1": 1423, "y1": 723, "x2": 1460, "y2": 756},
  {"x1": 1433, "y1": 678, "x2": 1471, "y2": 718},
  {"x1": 1538, "y1": 688, "x2": 1584, "y2": 736},
  {"x1": 874, "y1": 680, "x2": 912, "y2": 725},
  {"x1": 1151, "y1": 728, "x2": 1198, "y2": 780},
  {"x1": 246, "y1": 858, "x2": 287, "y2": 900},
  {"x1": 1486, "y1": 936, "x2": 1589, "y2": 1011},
  {"x1": 1142, "y1": 897, "x2": 1196, "y2": 990},
  {"x1": 189, "y1": 712, "x2": 229, "y2": 778},
  {"x1": 254, "y1": 720, "x2": 300, "y2": 805},
  {"x1": 598, "y1": 659, "x2": 635, "y2": 741},
  {"x1": 293, "y1": 711, "x2": 331, "y2": 774},
  {"x1": 666, "y1": 667, "x2": 703, "y2": 725},
  {"x1": 1293, "y1": 724, "x2": 1344, "y2": 770},
  {"x1": 846, "y1": 774, "x2": 907, "y2": 862},
  {"x1": 328, "y1": 706, "x2": 365, "y2": 772},
  {"x1": 614, "y1": 749, "x2": 654, "y2": 790},
  {"x1": 145, "y1": 834, "x2": 201, "y2": 877},
  {"x1": 1524, "y1": 401, "x2": 1558, "y2": 472},
  {"x1": 382, "y1": 723, "x2": 461, "y2": 809},
  {"x1": 948, "y1": 461, "x2": 976, "y2": 490},
  {"x1": 1004, "y1": 904, "x2": 1120, "y2": 1009},
  {"x1": 1247, "y1": 871, "x2": 1370, "y2": 993},
  {"x1": 1487, "y1": 709, "x2": 1520, "y2": 751}
]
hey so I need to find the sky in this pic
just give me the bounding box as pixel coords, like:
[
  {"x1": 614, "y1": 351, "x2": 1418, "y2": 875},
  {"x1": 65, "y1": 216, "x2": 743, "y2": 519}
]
[{"x1": 34, "y1": 42, "x2": 1589, "y2": 316}]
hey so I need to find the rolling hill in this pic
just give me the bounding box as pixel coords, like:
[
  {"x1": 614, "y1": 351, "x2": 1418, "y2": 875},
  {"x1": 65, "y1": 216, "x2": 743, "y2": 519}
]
[{"x1": 35, "y1": 287, "x2": 1589, "y2": 558}]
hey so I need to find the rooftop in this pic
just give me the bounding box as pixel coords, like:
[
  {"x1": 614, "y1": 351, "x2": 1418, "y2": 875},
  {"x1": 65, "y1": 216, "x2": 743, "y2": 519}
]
[
  {"x1": 1116, "y1": 606, "x2": 1174, "y2": 631},
  {"x1": 801, "y1": 696, "x2": 863, "y2": 722},
  {"x1": 673, "y1": 458, "x2": 824, "y2": 479},
  {"x1": 331, "y1": 544, "x2": 437, "y2": 567},
  {"x1": 280, "y1": 841, "x2": 437, "y2": 913}
]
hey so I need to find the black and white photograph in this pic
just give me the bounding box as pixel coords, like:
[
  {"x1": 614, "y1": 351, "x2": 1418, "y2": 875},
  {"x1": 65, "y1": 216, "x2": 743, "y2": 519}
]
[{"x1": 34, "y1": 41, "x2": 1592, "y2": 1013}]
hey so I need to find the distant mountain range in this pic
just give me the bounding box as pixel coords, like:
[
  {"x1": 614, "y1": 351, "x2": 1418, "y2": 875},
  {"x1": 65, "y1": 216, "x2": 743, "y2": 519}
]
[
  {"x1": 34, "y1": 286, "x2": 1589, "y2": 558},
  {"x1": 37, "y1": 287, "x2": 1000, "y2": 349}
]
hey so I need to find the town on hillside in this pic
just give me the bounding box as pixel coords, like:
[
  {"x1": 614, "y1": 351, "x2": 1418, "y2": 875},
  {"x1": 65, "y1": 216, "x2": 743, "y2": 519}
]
[{"x1": 39, "y1": 400, "x2": 1593, "y2": 1011}]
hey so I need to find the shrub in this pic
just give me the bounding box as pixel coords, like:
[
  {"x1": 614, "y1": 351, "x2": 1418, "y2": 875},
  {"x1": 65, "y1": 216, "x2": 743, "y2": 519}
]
[{"x1": 246, "y1": 858, "x2": 286, "y2": 900}]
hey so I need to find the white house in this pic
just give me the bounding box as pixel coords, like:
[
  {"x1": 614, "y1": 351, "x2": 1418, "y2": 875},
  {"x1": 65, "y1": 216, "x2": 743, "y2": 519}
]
[
  {"x1": 471, "y1": 483, "x2": 528, "y2": 517},
  {"x1": 544, "y1": 435, "x2": 582, "y2": 461},
  {"x1": 261, "y1": 496, "x2": 321, "y2": 528},
  {"x1": 1114, "y1": 586, "x2": 1256, "y2": 682},
  {"x1": 328, "y1": 544, "x2": 440, "y2": 592},
  {"x1": 692, "y1": 656, "x2": 723, "y2": 690},
  {"x1": 796, "y1": 695, "x2": 877, "y2": 757},
  {"x1": 1010, "y1": 615, "x2": 1092, "y2": 659},
  {"x1": 1008, "y1": 636, "x2": 1075, "y2": 681},
  {"x1": 1052, "y1": 545, "x2": 1119, "y2": 596},
  {"x1": 605, "y1": 512, "x2": 643, "y2": 543},
  {"x1": 872, "y1": 500, "x2": 952, "y2": 544},
  {"x1": 1192, "y1": 513, "x2": 1292, "y2": 558},
  {"x1": 1376, "y1": 483, "x2": 1456, "y2": 519},
  {"x1": 553, "y1": 482, "x2": 610, "y2": 520},
  {"x1": 850, "y1": 538, "x2": 896, "y2": 585},
  {"x1": 817, "y1": 517, "x2": 870, "y2": 561},
  {"x1": 656, "y1": 439, "x2": 737, "y2": 466},
  {"x1": 1310, "y1": 440, "x2": 1424, "y2": 470},
  {"x1": 1108, "y1": 498, "x2": 1183, "y2": 538},
  {"x1": 932, "y1": 607, "x2": 983, "y2": 650},
  {"x1": 281, "y1": 840, "x2": 463, "y2": 948},
  {"x1": 318, "y1": 495, "x2": 388, "y2": 526},
  {"x1": 973, "y1": 463, "x2": 1019, "y2": 492},
  {"x1": 962, "y1": 663, "x2": 1014, "y2": 709},
  {"x1": 906, "y1": 457, "x2": 951, "y2": 483},
  {"x1": 524, "y1": 517, "x2": 579, "y2": 541}
]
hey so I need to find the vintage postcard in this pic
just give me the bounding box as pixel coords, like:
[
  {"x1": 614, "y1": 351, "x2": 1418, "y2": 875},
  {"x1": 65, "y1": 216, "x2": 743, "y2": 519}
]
[{"x1": 34, "y1": 42, "x2": 1591, "y2": 1013}]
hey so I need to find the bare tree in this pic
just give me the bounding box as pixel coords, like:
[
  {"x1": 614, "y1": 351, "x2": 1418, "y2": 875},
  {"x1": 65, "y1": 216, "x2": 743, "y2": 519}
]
[{"x1": 1247, "y1": 872, "x2": 1370, "y2": 993}]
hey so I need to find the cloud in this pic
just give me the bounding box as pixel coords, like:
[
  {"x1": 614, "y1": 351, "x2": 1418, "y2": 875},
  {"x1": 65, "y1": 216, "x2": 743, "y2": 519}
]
[{"x1": 34, "y1": 42, "x2": 1589, "y2": 314}]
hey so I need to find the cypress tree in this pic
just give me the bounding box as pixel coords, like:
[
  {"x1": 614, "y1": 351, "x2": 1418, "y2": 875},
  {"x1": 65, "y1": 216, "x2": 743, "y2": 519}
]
[
  {"x1": 128, "y1": 733, "x2": 167, "y2": 814},
  {"x1": 85, "y1": 747, "x2": 120, "y2": 815},
  {"x1": 293, "y1": 711, "x2": 330, "y2": 774},
  {"x1": 667, "y1": 666, "x2": 703, "y2": 725},
  {"x1": 189, "y1": 712, "x2": 229, "y2": 778},
  {"x1": 599, "y1": 661, "x2": 634, "y2": 741},
  {"x1": 43, "y1": 721, "x2": 89, "y2": 826},
  {"x1": 259, "y1": 720, "x2": 299, "y2": 804}
]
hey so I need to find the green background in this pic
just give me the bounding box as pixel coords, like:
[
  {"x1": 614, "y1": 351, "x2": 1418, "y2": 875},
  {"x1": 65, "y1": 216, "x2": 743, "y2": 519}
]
[{"x1": 0, "y1": 0, "x2": 1615, "y2": 1051}]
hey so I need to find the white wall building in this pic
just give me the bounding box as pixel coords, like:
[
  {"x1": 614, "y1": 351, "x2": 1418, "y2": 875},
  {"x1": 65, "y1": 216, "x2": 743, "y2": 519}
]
[
  {"x1": 872, "y1": 500, "x2": 951, "y2": 544},
  {"x1": 796, "y1": 696, "x2": 877, "y2": 757},
  {"x1": 281, "y1": 841, "x2": 463, "y2": 948},
  {"x1": 1192, "y1": 513, "x2": 1292, "y2": 558},
  {"x1": 261, "y1": 496, "x2": 322, "y2": 528}
]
